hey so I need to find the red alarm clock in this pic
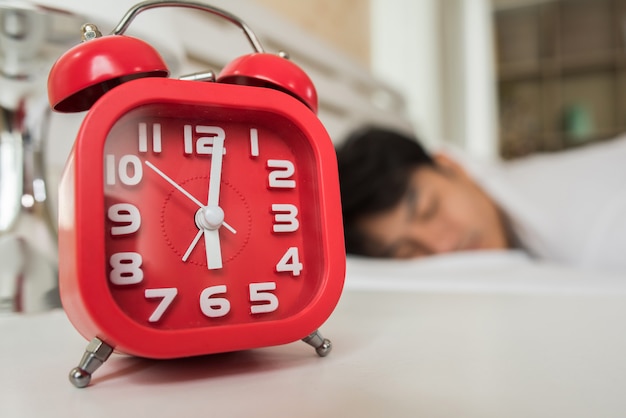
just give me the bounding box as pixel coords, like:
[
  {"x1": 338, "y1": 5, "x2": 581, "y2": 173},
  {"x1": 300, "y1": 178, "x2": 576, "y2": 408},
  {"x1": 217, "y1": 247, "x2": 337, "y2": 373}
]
[{"x1": 48, "y1": 1, "x2": 345, "y2": 388}]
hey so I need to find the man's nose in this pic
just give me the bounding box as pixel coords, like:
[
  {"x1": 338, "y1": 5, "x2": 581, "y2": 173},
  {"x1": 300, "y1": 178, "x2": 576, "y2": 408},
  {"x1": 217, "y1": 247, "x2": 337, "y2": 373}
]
[{"x1": 408, "y1": 219, "x2": 459, "y2": 255}]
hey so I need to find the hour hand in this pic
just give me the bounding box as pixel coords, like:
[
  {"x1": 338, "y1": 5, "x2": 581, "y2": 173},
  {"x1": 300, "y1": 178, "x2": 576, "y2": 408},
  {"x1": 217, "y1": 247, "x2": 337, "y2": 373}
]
[
  {"x1": 186, "y1": 205, "x2": 224, "y2": 270},
  {"x1": 198, "y1": 205, "x2": 224, "y2": 269},
  {"x1": 203, "y1": 229, "x2": 222, "y2": 270}
]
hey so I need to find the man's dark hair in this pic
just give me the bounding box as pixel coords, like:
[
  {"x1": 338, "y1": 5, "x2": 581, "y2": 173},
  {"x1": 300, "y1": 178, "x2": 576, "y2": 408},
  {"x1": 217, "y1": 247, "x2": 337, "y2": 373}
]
[{"x1": 336, "y1": 126, "x2": 434, "y2": 255}]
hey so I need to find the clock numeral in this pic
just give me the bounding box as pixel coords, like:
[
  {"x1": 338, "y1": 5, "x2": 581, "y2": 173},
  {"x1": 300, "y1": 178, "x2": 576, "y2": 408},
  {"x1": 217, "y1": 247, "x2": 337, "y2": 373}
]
[
  {"x1": 196, "y1": 284, "x2": 280, "y2": 318},
  {"x1": 199, "y1": 285, "x2": 231, "y2": 318},
  {"x1": 105, "y1": 154, "x2": 143, "y2": 186},
  {"x1": 147, "y1": 284, "x2": 281, "y2": 321},
  {"x1": 267, "y1": 160, "x2": 295, "y2": 188},
  {"x1": 249, "y1": 282, "x2": 279, "y2": 314},
  {"x1": 276, "y1": 247, "x2": 303, "y2": 276},
  {"x1": 138, "y1": 122, "x2": 162, "y2": 153},
  {"x1": 145, "y1": 288, "x2": 178, "y2": 322},
  {"x1": 109, "y1": 252, "x2": 144, "y2": 285},
  {"x1": 249, "y1": 128, "x2": 259, "y2": 157},
  {"x1": 184, "y1": 125, "x2": 226, "y2": 155},
  {"x1": 271, "y1": 204, "x2": 299, "y2": 233},
  {"x1": 108, "y1": 203, "x2": 141, "y2": 236}
]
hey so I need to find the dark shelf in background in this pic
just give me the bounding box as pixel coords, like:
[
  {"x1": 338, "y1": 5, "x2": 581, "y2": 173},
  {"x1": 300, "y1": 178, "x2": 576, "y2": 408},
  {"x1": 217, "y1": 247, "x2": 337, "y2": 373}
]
[{"x1": 494, "y1": 0, "x2": 626, "y2": 159}]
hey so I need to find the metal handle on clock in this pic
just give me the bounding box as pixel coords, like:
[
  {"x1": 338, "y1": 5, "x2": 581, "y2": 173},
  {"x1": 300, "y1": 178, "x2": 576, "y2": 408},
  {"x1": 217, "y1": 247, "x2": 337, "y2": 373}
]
[{"x1": 111, "y1": 0, "x2": 265, "y2": 53}]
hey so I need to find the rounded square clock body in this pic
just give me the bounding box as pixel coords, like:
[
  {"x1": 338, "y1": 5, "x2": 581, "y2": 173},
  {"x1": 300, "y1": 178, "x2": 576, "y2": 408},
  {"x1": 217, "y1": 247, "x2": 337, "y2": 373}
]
[{"x1": 58, "y1": 77, "x2": 346, "y2": 359}]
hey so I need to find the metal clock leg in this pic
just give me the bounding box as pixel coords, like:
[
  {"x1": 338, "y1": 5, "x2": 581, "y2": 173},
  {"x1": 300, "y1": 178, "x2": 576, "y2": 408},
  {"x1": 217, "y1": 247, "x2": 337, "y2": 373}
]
[
  {"x1": 68, "y1": 337, "x2": 114, "y2": 388},
  {"x1": 302, "y1": 329, "x2": 332, "y2": 357}
]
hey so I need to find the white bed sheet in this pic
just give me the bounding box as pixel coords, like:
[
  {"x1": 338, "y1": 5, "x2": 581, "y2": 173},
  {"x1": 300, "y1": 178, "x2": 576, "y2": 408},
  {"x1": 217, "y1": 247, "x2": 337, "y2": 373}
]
[
  {"x1": 2, "y1": 252, "x2": 626, "y2": 418},
  {"x1": 346, "y1": 250, "x2": 626, "y2": 294}
]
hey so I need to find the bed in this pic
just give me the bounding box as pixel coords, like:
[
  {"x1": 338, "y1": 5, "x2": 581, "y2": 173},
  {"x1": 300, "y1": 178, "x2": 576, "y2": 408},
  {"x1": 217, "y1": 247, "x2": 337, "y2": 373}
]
[{"x1": 2, "y1": 251, "x2": 626, "y2": 417}]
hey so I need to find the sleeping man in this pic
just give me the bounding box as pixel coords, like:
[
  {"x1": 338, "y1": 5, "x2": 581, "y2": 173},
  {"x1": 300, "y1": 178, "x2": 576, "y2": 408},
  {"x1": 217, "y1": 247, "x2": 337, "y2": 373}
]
[{"x1": 336, "y1": 126, "x2": 626, "y2": 273}]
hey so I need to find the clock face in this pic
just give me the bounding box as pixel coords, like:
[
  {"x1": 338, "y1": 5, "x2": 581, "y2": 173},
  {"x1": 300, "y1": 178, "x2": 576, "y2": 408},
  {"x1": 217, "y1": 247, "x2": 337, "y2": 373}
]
[
  {"x1": 58, "y1": 78, "x2": 344, "y2": 358},
  {"x1": 103, "y1": 103, "x2": 324, "y2": 329}
]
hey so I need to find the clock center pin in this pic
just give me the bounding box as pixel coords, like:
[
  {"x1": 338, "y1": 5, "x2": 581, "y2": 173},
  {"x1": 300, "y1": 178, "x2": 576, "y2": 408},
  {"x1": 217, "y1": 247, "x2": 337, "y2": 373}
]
[{"x1": 195, "y1": 206, "x2": 224, "y2": 230}]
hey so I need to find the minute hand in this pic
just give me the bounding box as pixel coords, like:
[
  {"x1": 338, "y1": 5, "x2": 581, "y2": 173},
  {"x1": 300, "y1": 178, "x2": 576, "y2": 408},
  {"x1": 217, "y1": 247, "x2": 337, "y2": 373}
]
[
  {"x1": 207, "y1": 137, "x2": 224, "y2": 206},
  {"x1": 202, "y1": 136, "x2": 226, "y2": 270}
]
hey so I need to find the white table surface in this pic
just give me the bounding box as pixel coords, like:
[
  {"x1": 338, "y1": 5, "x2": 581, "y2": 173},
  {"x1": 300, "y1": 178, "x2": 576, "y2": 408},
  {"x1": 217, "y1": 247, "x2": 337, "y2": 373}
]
[{"x1": 2, "y1": 255, "x2": 626, "y2": 417}]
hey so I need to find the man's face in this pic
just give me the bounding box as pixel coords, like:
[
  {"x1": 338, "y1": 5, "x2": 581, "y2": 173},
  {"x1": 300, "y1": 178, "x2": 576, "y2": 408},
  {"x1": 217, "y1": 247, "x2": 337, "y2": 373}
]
[{"x1": 356, "y1": 155, "x2": 510, "y2": 258}]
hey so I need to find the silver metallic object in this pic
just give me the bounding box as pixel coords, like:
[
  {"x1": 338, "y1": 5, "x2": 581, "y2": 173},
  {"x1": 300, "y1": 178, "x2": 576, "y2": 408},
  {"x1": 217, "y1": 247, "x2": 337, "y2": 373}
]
[
  {"x1": 69, "y1": 337, "x2": 114, "y2": 388},
  {"x1": 111, "y1": 0, "x2": 264, "y2": 52},
  {"x1": 302, "y1": 329, "x2": 332, "y2": 357},
  {"x1": 0, "y1": 2, "x2": 85, "y2": 312}
]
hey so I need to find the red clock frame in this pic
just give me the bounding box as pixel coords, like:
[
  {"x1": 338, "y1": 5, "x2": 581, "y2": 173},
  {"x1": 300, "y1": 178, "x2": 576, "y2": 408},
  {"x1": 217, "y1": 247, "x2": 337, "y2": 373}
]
[{"x1": 58, "y1": 77, "x2": 345, "y2": 359}]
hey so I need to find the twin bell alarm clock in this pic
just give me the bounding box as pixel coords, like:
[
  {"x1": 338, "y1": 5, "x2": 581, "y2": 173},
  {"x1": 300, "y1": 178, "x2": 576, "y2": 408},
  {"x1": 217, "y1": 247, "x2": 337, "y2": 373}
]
[{"x1": 47, "y1": 0, "x2": 345, "y2": 388}]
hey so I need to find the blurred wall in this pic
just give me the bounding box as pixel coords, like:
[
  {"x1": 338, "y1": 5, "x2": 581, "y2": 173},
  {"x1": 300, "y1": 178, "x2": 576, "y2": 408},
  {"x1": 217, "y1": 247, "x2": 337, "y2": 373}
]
[
  {"x1": 370, "y1": 0, "x2": 443, "y2": 150},
  {"x1": 371, "y1": 0, "x2": 499, "y2": 159},
  {"x1": 255, "y1": 0, "x2": 501, "y2": 159},
  {"x1": 252, "y1": 0, "x2": 370, "y2": 66}
]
